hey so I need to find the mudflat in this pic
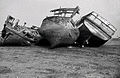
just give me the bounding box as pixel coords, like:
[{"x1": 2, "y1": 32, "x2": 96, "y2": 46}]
[{"x1": 0, "y1": 38, "x2": 120, "y2": 78}]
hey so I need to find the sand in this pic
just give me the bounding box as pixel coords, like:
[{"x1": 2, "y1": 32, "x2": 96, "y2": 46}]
[{"x1": 0, "y1": 38, "x2": 120, "y2": 78}]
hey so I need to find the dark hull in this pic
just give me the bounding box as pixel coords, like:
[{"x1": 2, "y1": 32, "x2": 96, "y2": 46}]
[
  {"x1": 1, "y1": 15, "x2": 41, "y2": 46},
  {"x1": 38, "y1": 16, "x2": 79, "y2": 48},
  {"x1": 2, "y1": 34, "x2": 31, "y2": 46},
  {"x1": 76, "y1": 24, "x2": 107, "y2": 47},
  {"x1": 5, "y1": 26, "x2": 35, "y2": 42},
  {"x1": 1, "y1": 26, "x2": 41, "y2": 46},
  {"x1": 0, "y1": 37, "x2": 4, "y2": 46},
  {"x1": 76, "y1": 12, "x2": 116, "y2": 47}
]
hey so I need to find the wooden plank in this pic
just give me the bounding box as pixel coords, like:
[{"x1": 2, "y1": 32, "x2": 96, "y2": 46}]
[
  {"x1": 54, "y1": 12, "x2": 73, "y2": 15},
  {"x1": 5, "y1": 26, "x2": 34, "y2": 42},
  {"x1": 51, "y1": 6, "x2": 80, "y2": 17},
  {"x1": 71, "y1": 6, "x2": 80, "y2": 18},
  {"x1": 86, "y1": 12, "x2": 116, "y2": 32},
  {"x1": 50, "y1": 8, "x2": 75, "y2": 12}
]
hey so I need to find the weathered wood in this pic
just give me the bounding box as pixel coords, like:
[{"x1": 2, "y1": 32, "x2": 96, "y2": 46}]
[
  {"x1": 51, "y1": 6, "x2": 79, "y2": 13},
  {"x1": 51, "y1": 8, "x2": 76, "y2": 12},
  {"x1": 88, "y1": 12, "x2": 116, "y2": 32},
  {"x1": 51, "y1": 6, "x2": 80, "y2": 18},
  {"x1": 54, "y1": 12, "x2": 73, "y2": 15},
  {"x1": 1, "y1": 15, "x2": 42, "y2": 46},
  {"x1": 84, "y1": 11, "x2": 116, "y2": 36},
  {"x1": 76, "y1": 11, "x2": 117, "y2": 47},
  {"x1": 71, "y1": 6, "x2": 80, "y2": 18},
  {"x1": 5, "y1": 26, "x2": 34, "y2": 42},
  {"x1": 38, "y1": 16, "x2": 79, "y2": 48}
]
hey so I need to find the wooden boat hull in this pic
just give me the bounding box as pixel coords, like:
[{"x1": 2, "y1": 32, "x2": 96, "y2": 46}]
[
  {"x1": 3, "y1": 34, "x2": 31, "y2": 46},
  {"x1": 76, "y1": 22, "x2": 108, "y2": 47},
  {"x1": 3, "y1": 26, "x2": 42, "y2": 46},
  {"x1": 1, "y1": 15, "x2": 41, "y2": 46},
  {"x1": 76, "y1": 12, "x2": 116, "y2": 47},
  {"x1": 5, "y1": 26, "x2": 35, "y2": 42},
  {"x1": 2, "y1": 26, "x2": 30, "y2": 46},
  {"x1": 38, "y1": 16, "x2": 79, "y2": 48}
]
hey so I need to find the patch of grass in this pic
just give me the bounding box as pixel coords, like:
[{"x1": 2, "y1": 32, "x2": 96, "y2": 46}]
[{"x1": 0, "y1": 66, "x2": 12, "y2": 74}]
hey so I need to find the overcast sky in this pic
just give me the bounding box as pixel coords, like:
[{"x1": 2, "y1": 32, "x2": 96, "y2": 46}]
[{"x1": 0, "y1": 0, "x2": 120, "y2": 37}]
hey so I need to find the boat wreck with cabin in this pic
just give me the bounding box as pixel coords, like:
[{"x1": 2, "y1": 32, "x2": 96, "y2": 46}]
[
  {"x1": 0, "y1": 15, "x2": 41, "y2": 46},
  {"x1": 38, "y1": 6, "x2": 80, "y2": 48},
  {"x1": 75, "y1": 11, "x2": 117, "y2": 47},
  {"x1": 0, "y1": 6, "x2": 117, "y2": 48},
  {"x1": 38, "y1": 6, "x2": 117, "y2": 48}
]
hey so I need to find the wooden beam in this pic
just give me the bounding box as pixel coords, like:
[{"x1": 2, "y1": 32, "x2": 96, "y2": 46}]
[
  {"x1": 71, "y1": 6, "x2": 80, "y2": 18},
  {"x1": 54, "y1": 12, "x2": 73, "y2": 15},
  {"x1": 50, "y1": 8, "x2": 76, "y2": 12}
]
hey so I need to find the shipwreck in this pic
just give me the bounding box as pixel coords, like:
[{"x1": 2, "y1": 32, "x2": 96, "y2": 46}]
[
  {"x1": 38, "y1": 6, "x2": 80, "y2": 48},
  {"x1": 0, "y1": 15, "x2": 41, "y2": 46},
  {"x1": 0, "y1": 6, "x2": 117, "y2": 48},
  {"x1": 76, "y1": 11, "x2": 117, "y2": 47},
  {"x1": 38, "y1": 6, "x2": 116, "y2": 48}
]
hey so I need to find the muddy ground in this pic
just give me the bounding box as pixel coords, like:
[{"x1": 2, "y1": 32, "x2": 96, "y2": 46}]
[{"x1": 0, "y1": 38, "x2": 120, "y2": 78}]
